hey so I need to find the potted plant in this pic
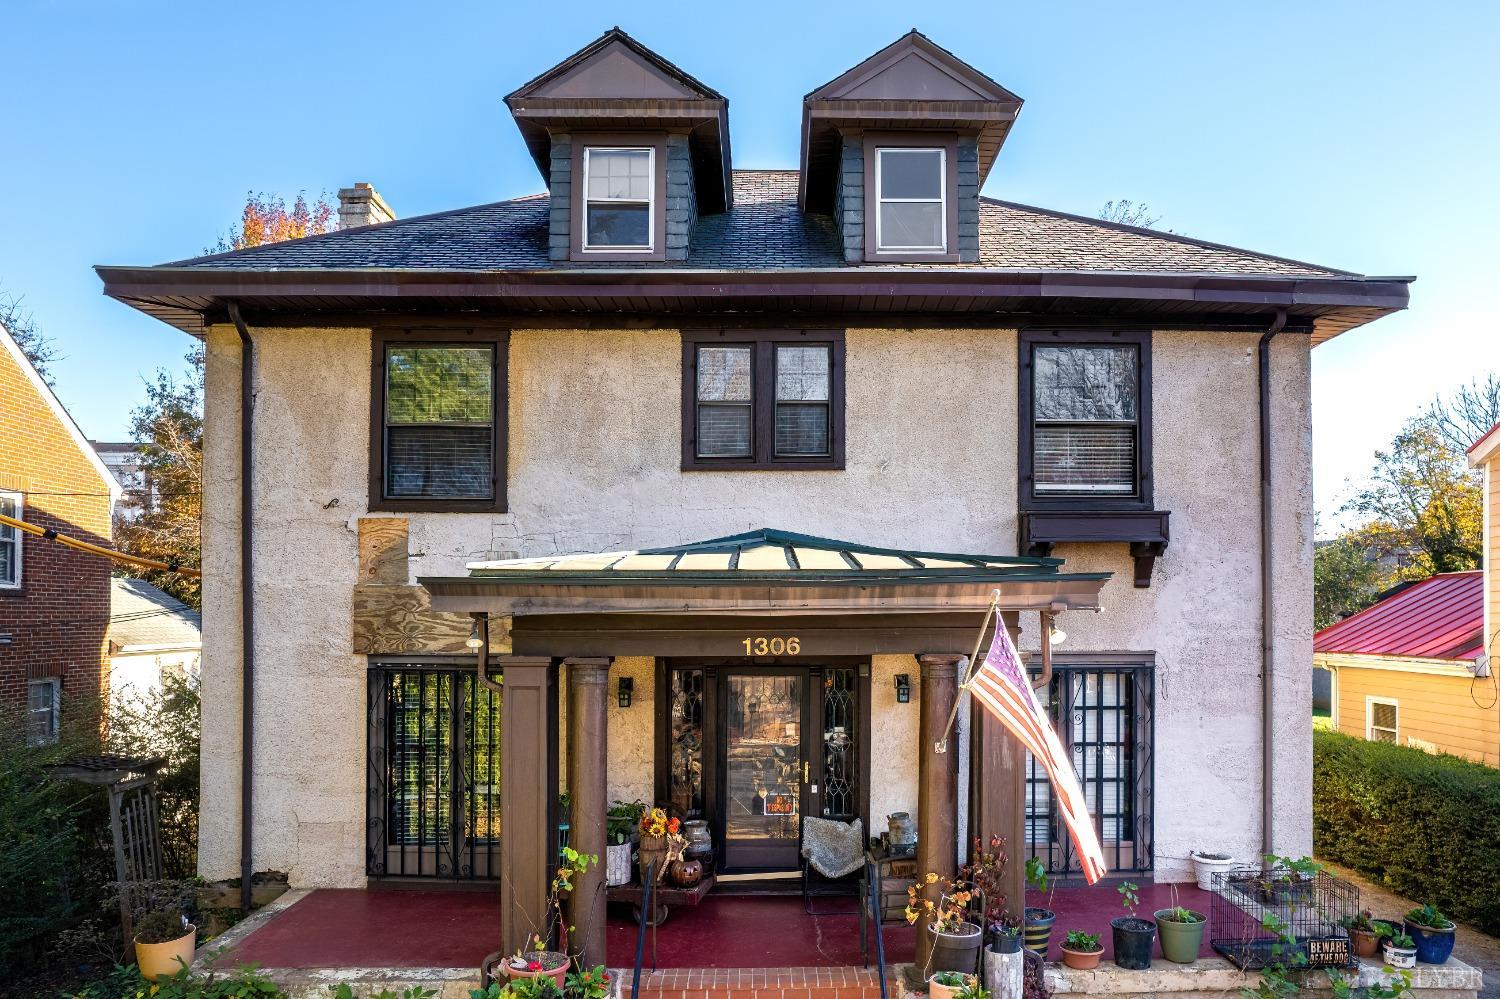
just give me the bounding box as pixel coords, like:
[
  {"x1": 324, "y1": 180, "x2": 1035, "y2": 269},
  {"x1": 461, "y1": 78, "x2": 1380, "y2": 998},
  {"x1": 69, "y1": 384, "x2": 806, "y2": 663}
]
[
  {"x1": 502, "y1": 943, "x2": 570, "y2": 988},
  {"x1": 927, "y1": 970, "x2": 972, "y2": 999},
  {"x1": 1153, "y1": 901, "x2": 1206, "y2": 964},
  {"x1": 1022, "y1": 857, "x2": 1056, "y2": 957},
  {"x1": 907, "y1": 873, "x2": 983, "y2": 975},
  {"x1": 133, "y1": 907, "x2": 196, "y2": 981},
  {"x1": 1403, "y1": 904, "x2": 1456, "y2": 965},
  {"x1": 606, "y1": 800, "x2": 645, "y2": 887},
  {"x1": 953, "y1": 975, "x2": 989, "y2": 999},
  {"x1": 988, "y1": 913, "x2": 1022, "y2": 954},
  {"x1": 1339, "y1": 910, "x2": 1384, "y2": 958},
  {"x1": 1383, "y1": 930, "x2": 1418, "y2": 970},
  {"x1": 492, "y1": 846, "x2": 597, "y2": 987},
  {"x1": 565, "y1": 965, "x2": 613, "y2": 999},
  {"x1": 1189, "y1": 851, "x2": 1237, "y2": 891},
  {"x1": 1111, "y1": 881, "x2": 1155, "y2": 970},
  {"x1": 1060, "y1": 930, "x2": 1103, "y2": 970},
  {"x1": 1253, "y1": 855, "x2": 1320, "y2": 907},
  {"x1": 961, "y1": 835, "x2": 1014, "y2": 954}
]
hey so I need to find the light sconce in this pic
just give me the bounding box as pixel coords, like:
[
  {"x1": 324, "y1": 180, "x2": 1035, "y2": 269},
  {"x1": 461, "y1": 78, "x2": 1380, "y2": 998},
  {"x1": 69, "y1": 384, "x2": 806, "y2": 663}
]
[
  {"x1": 466, "y1": 616, "x2": 485, "y2": 651},
  {"x1": 894, "y1": 674, "x2": 911, "y2": 703},
  {"x1": 617, "y1": 676, "x2": 634, "y2": 708},
  {"x1": 1048, "y1": 625, "x2": 1067, "y2": 646}
]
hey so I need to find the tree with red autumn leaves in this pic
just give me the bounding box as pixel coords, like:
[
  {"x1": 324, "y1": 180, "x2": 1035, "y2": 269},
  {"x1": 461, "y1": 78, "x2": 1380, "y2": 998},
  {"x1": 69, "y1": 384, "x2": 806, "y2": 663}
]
[{"x1": 208, "y1": 190, "x2": 337, "y2": 253}]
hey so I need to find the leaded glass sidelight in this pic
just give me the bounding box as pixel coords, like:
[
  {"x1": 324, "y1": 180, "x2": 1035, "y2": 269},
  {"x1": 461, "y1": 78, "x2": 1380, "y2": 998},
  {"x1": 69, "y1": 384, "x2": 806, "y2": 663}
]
[
  {"x1": 1032, "y1": 344, "x2": 1140, "y2": 496},
  {"x1": 820, "y1": 668, "x2": 859, "y2": 819},
  {"x1": 669, "y1": 669, "x2": 705, "y2": 816}
]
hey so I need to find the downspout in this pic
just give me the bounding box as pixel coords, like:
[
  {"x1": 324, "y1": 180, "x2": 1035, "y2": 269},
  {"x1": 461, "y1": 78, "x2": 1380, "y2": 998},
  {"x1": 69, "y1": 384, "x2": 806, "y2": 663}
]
[
  {"x1": 227, "y1": 301, "x2": 256, "y2": 914},
  {"x1": 1258, "y1": 307, "x2": 1287, "y2": 857}
]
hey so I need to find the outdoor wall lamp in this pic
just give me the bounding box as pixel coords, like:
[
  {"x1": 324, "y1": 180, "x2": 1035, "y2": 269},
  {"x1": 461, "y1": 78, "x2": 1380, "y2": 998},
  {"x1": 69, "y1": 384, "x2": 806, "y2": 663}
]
[
  {"x1": 466, "y1": 617, "x2": 485, "y2": 650},
  {"x1": 617, "y1": 677, "x2": 634, "y2": 708},
  {"x1": 894, "y1": 674, "x2": 911, "y2": 703},
  {"x1": 1048, "y1": 625, "x2": 1067, "y2": 646}
]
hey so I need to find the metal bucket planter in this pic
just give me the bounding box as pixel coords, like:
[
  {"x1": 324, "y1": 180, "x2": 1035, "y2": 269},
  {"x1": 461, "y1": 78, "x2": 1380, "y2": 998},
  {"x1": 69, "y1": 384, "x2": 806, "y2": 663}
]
[
  {"x1": 929, "y1": 922, "x2": 983, "y2": 976},
  {"x1": 1384, "y1": 941, "x2": 1417, "y2": 969},
  {"x1": 1111, "y1": 916, "x2": 1156, "y2": 970},
  {"x1": 1023, "y1": 907, "x2": 1055, "y2": 957},
  {"x1": 1154, "y1": 909, "x2": 1206, "y2": 964},
  {"x1": 1404, "y1": 921, "x2": 1455, "y2": 965}
]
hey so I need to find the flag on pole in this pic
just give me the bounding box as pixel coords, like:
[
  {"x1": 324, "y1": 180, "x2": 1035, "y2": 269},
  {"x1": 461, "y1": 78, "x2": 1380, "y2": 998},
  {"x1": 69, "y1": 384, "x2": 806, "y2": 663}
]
[{"x1": 967, "y1": 622, "x2": 1109, "y2": 884}]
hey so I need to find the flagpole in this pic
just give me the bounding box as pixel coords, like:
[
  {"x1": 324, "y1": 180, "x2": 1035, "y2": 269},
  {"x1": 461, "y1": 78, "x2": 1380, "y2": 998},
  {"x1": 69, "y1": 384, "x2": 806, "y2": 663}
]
[{"x1": 934, "y1": 588, "x2": 1001, "y2": 754}]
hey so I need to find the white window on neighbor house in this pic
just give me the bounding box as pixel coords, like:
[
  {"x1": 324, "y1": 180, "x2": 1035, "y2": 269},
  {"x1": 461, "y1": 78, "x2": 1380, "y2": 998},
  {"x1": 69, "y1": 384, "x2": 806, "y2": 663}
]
[
  {"x1": 1366, "y1": 697, "x2": 1399, "y2": 744},
  {"x1": 875, "y1": 147, "x2": 946, "y2": 252},
  {"x1": 28, "y1": 678, "x2": 60, "y2": 746},
  {"x1": 0, "y1": 492, "x2": 20, "y2": 589},
  {"x1": 582, "y1": 147, "x2": 654, "y2": 250}
]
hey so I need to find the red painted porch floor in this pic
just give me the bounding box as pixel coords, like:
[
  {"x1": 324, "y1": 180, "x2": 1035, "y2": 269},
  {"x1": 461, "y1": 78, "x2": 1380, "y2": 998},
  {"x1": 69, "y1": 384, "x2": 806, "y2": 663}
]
[
  {"x1": 222, "y1": 889, "x2": 915, "y2": 970},
  {"x1": 220, "y1": 882, "x2": 1211, "y2": 972}
]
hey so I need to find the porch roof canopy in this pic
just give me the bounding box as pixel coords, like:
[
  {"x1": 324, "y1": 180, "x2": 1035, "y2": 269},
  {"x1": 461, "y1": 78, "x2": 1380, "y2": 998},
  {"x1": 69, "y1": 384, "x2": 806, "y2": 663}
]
[{"x1": 421, "y1": 528, "x2": 1110, "y2": 618}]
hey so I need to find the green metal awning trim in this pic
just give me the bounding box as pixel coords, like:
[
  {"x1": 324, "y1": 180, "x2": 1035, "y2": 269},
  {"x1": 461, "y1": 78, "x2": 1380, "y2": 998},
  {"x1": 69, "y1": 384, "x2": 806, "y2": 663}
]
[{"x1": 424, "y1": 570, "x2": 1110, "y2": 586}]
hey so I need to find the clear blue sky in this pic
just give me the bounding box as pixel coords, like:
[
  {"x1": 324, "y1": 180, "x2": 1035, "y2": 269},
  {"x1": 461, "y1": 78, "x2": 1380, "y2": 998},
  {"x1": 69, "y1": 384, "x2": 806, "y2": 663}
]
[{"x1": 3, "y1": 0, "x2": 1495, "y2": 529}]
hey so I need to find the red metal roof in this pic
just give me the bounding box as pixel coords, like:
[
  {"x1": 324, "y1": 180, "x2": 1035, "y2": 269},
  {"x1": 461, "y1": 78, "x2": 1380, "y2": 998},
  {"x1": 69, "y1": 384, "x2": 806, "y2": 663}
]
[{"x1": 1314, "y1": 571, "x2": 1483, "y2": 660}]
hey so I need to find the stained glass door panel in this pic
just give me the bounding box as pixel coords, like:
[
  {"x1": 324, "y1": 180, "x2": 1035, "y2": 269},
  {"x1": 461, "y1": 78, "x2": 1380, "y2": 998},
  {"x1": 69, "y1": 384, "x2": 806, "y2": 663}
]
[{"x1": 722, "y1": 673, "x2": 805, "y2": 871}]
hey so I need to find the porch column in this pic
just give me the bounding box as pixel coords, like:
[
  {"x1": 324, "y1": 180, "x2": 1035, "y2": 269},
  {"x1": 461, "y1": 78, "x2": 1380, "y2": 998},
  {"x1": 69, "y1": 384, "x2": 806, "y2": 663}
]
[
  {"x1": 916, "y1": 653, "x2": 962, "y2": 968},
  {"x1": 970, "y1": 612, "x2": 1026, "y2": 922},
  {"x1": 564, "y1": 657, "x2": 612, "y2": 968},
  {"x1": 500, "y1": 657, "x2": 558, "y2": 957}
]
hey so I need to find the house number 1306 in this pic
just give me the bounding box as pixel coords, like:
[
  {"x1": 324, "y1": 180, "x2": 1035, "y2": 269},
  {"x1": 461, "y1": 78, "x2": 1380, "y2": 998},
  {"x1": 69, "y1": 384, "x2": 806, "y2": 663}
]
[{"x1": 743, "y1": 636, "x2": 801, "y2": 655}]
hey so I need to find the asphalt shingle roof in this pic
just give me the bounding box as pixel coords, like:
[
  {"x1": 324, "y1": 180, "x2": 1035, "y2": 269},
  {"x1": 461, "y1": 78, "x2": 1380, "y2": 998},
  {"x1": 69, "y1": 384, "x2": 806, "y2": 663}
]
[
  {"x1": 111, "y1": 577, "x2": 201, "y2": 650},
  {"x1": 169, "y1": 171, "x2": 1349, "y2": 278}
]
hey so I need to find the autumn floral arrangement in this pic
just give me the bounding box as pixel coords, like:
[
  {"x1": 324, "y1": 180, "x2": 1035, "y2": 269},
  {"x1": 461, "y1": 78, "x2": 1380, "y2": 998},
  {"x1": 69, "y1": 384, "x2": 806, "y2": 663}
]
[
  {"x1": 639, "y1": 807, "x2": 681, "y2": 839},
  {"x1": 638, "y1": 807, "x2": 684, "y2": 883}
]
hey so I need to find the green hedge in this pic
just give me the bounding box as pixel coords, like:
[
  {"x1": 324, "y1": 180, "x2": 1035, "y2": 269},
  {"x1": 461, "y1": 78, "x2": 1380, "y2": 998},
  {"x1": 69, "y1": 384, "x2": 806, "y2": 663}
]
[{"x1": 1313, "y1": 729, "x2": 1500, "y2": 934}]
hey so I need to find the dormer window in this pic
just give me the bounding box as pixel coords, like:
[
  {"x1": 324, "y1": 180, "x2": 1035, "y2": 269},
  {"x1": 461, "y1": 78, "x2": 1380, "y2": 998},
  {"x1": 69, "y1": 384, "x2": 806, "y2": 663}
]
[
  {"x1": 875, "y1": 147, "x2": 945, "y2": 253},
  {"x1": 583, "y1": 147, "x2": 653, "y2": 250}
]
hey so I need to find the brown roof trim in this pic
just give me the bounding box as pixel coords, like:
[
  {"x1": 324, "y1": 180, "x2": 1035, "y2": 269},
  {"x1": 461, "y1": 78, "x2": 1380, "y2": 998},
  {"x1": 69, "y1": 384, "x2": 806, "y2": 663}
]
[{"x1": 505, "y1": 26, "x2": 725, "y2": 103}]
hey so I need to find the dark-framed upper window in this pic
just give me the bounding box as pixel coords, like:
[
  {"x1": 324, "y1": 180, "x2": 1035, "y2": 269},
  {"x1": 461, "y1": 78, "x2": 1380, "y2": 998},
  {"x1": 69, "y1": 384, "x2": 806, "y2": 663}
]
[
  {"x1": 369, "y1": 328, "x2": 508, "y2": 512},
  {"x1": 862, "y1": 132, "x2": 960, "y2": 263},
  {"x1": 681, "y1": 329, "x2": 846, "y2": 471},
  {"x1": 1020, "y1": 330, "x2": 1152, "y2": 509},
  {"x1": 569, "y1": 133, "x2": 669, "y2": 262}
]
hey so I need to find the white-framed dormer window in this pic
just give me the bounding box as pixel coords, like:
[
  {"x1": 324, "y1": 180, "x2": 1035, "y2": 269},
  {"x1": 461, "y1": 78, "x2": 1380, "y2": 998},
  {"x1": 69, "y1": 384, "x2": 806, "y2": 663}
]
[
  {"x1": 875, "y1": 147, "x2": 946, "y2": 252},
  {"x1": 0, "y1": 491, "x2": 20, "y2": 589},
  {"x1": 1365, "y1": 696, "x2": 1399, "y2": 744},
  {"x1": 28, "y1": 678, "x2": 59, "y2": 746},
  {"x1": 582, "y1": 147, "x2": 654, "y2": 251}
]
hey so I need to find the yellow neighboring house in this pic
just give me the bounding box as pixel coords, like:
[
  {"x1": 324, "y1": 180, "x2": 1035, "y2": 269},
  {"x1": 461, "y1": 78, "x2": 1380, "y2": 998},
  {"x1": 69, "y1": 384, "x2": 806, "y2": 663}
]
[{"x1": 1472, "y1": 420, "x2": 1500, "y2": 685}]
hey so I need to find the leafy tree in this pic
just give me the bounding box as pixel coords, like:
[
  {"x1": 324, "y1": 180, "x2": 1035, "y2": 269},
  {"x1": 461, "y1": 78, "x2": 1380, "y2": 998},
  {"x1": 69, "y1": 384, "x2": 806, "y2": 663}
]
[
  {"x1": 209, "y1": 190, "x2": 336, "y2": 253},
  {"x1": 1313, "y1": 533, "x2": 1389, "y2": 630},
  {"x1": 0, "y1": 286, "x2": 60, "y2": 384},
  {"x1": 1343, "y1": 415, "x2": 1482, "y2": 577},
  {"x1": 113, "y1": 347, "x2": 203, "y2": 608},
  {"x1": 1098, "y1": 199, "x2": 1162, "y2": 229}
]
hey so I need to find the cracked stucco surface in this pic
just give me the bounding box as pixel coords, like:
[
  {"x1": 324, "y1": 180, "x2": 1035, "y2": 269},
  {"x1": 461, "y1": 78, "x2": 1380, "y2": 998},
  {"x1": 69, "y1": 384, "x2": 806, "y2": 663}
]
[{"x1": 199, "y1": 325, "x2": 1311, "y2": 886}]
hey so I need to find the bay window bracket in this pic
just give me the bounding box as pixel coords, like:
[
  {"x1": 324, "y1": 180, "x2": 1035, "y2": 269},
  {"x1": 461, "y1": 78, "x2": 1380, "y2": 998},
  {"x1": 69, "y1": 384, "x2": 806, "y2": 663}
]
[{"x1": 1017, "y1": 510, "x2": 1171, "y2": 588}]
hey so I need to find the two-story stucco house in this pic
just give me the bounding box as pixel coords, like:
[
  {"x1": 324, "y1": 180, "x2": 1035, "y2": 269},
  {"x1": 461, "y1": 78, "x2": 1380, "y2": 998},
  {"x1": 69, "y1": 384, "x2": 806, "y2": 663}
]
[{"x1": 97, "y1": 29, "x2": 1411, "y2": 967}]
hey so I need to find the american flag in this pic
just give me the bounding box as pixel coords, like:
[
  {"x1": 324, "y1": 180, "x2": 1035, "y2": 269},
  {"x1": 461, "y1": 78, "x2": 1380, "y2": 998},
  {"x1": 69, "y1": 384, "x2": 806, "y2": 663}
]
[{"x1": 967, "y1": 621, "x2": 1109, "y2": 884}]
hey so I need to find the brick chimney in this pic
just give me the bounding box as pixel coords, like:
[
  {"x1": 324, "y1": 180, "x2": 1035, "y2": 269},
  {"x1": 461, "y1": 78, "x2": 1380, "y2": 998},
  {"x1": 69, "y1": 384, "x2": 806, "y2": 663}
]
[{"x1": 337, "y1": 183, "x2": 396, "y2": 229}]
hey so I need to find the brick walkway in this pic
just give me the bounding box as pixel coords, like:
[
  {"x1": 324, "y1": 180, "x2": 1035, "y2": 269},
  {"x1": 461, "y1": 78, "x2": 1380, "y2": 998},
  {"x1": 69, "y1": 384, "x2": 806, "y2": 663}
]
[{"x1": 619, "y1": 965, "x2": 886, "y2": 999}]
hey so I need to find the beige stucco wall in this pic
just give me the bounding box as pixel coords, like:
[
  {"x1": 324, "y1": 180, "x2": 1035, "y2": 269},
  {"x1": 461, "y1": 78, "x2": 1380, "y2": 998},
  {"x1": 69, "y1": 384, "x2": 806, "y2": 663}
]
[{"x1": 198, "y1": 324, "x2": 1312, "y2": 887}]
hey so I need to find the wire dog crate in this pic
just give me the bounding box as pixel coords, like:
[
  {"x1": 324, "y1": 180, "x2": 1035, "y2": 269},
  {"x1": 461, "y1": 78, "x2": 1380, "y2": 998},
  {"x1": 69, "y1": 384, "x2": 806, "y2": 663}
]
[{"x1": 1210, "y1": 868, "x2": 1360, "y2": 970}]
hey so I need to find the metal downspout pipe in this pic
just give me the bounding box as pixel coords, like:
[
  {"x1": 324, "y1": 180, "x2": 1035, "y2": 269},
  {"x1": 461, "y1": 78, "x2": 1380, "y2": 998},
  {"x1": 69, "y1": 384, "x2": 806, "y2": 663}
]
[
  {"x1": 227, "y1": 302, "x2": 256, "y2": 914},
  {"x1": 1258, "y1": 307, "x2": 1287, "y2": 857}
]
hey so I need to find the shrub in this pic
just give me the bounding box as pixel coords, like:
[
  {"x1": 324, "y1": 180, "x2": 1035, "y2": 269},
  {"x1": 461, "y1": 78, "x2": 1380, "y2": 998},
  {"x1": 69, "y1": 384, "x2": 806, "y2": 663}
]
[{"x1": 1313, "y1": 729, "x2": 1500, "y2": 933}]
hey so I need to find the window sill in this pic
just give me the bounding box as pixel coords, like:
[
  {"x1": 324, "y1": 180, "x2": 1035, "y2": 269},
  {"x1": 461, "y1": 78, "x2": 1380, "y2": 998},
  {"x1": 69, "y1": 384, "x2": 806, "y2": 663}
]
[
  {"x1": 368, "y1": 498, "x2": 508, "y2": 514},
  {"x1": 681, "y1": 459, "x2": 845, "y2": 472},
  {"x1": 1018, "y1": 509, "x2": 1170, "y2": 588}
]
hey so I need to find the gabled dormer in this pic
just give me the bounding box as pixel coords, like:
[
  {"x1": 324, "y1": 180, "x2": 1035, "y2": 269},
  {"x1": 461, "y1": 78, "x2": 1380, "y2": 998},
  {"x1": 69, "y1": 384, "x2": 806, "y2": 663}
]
[
  {"x1": 799, "y1": 31, "x2": 1022, "y2": 264},
  {"x1": 506, "y1": 28, "x2": 731, "y2": 263}
]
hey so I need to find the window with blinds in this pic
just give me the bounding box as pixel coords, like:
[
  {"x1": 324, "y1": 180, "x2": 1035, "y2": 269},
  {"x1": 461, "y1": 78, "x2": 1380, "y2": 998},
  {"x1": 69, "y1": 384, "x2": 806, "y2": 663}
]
[
  {"x1": 774, "y1": 345, "x2": 831, "y2": 458},
  {"x1": 1367, "y1": 699, "x2": 1399, "y2": 744},
  {"x1": 383, "y1": 343, "x2": 496, "y2": 501},
  {"x1": 1032, "y1": 343, "x2": 1140, "y2": 496}
]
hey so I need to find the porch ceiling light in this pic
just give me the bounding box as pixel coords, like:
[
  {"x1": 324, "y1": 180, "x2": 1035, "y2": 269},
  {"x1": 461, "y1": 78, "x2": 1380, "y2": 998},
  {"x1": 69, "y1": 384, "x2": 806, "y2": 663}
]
[
  {"x1": 894, "y1": 674, "x2": 911, "y2": 703},
  {"x1": 617, "y1": 676, "x2": 634, "y2": 708}
]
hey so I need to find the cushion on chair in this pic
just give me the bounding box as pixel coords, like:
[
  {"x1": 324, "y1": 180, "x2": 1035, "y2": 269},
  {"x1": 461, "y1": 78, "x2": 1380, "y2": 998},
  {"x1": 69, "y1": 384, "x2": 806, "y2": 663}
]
[{"x1": 801, "y1": 817, "x2": 865, "y2": 879}]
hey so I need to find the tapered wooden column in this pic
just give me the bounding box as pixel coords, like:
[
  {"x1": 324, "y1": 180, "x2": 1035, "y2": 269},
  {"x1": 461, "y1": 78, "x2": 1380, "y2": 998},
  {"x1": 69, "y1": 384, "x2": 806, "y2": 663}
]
[
  {"x1": 499, "y1": 657, "x2": 558, "y2": 957},
  {"x1": 916, "y1": 653, "x2": 962, "y2": 968},
  {"x1": 565, "y1": 657, "x2": 611, "y2": 968},
  {"x1": 970, "y1": 612, "x2": 1026, "y2": 921}
]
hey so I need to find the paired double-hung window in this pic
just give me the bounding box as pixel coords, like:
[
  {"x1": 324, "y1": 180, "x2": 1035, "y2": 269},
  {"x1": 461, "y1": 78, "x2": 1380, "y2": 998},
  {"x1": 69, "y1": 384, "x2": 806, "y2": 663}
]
[{"x1": 683, "y1": 331, "x2": 845, "y2": 470}]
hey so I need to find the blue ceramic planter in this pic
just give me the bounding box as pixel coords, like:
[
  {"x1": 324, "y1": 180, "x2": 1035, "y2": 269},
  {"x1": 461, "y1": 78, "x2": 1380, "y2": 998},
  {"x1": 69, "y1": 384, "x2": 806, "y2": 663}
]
[{"x1": 1403, "y1": 921, "x2": 1455, "y2": 964}]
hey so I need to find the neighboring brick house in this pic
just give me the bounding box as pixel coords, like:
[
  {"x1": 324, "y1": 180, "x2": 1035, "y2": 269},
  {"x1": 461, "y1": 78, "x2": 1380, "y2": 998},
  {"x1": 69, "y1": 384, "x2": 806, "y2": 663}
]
[{"x1": 0, "y1": 320, "x2": 119, "y2": 742}]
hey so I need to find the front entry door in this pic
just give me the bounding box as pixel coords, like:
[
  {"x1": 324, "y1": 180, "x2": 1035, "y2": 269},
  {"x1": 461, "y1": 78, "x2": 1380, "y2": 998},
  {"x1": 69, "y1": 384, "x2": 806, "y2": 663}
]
[{"x1": 720, "y1": 671, "x2": 810, "y2": 871}]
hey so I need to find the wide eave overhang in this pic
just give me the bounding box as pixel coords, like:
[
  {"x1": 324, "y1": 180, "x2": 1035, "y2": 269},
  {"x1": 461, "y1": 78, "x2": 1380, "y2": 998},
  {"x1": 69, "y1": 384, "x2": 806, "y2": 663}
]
[{"x1": 95, "y1": 264, "x2": 1413, "y2": 344}]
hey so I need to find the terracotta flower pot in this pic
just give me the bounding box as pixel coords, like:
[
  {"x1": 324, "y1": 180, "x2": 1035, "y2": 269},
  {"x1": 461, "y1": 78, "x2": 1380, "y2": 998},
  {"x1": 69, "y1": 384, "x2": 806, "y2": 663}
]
[
  {"x1": 1350, "y1": 927, "x2": 1381, "y2": 958},
  {"x1": 927, "y1": 975, "x2": 968, "y2": 999},
  {"x1": 503, "y1": 950, "x2": 571, "y2": 988},
  {"x1": 1061, "y1": 945, "x2": 1102, "y2": 970},
  {"x1": 135, "y1": 924, "x2": 196, "y2": 981}
]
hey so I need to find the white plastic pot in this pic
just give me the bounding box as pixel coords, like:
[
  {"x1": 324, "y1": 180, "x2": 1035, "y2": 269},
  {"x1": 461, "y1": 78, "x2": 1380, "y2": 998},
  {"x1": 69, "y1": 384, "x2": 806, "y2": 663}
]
[{"x1": 1190, "y1": 852, "x2": 1237, "y2": 891}]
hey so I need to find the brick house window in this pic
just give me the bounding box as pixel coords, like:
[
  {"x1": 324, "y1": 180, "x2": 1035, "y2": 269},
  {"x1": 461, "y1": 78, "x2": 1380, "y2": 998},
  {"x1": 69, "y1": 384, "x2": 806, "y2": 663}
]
[
  {"x1": 369, "y1": 330, "x2": 508, "y2": 513},
  {"x1": 681, "y1": 330, "x2": 846, "y2": 470},
  {"x1": 0, "y1": 491, "x2": 20, "y2": 589},
  {"x1": 28, "y1": 678, "x2": 59, "y2": 746}
]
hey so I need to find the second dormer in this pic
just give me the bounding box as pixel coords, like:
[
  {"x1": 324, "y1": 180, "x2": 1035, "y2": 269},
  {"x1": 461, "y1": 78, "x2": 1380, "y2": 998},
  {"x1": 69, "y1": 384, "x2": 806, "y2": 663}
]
[
  {"x1": 506, "y1": 28, "x2": 731, "y2": 263},
  {"x1": 799, "y1": 32, "x2": 1023, "y2": 264}
]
